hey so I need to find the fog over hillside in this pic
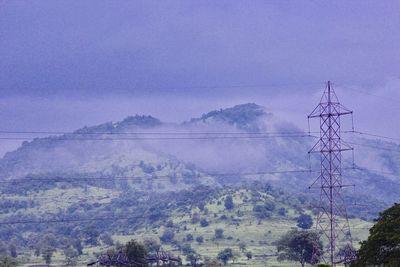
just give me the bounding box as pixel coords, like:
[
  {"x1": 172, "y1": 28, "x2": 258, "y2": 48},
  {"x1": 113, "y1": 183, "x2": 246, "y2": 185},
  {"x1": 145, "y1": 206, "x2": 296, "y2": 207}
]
[{"x1": 1, "y1": 103, "x2": 398, "y2": 218}]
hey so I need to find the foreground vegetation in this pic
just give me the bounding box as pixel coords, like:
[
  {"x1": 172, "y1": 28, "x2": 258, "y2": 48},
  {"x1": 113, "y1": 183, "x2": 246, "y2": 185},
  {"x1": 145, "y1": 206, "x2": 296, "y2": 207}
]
[
  {"x1": 351, "y1": 203, "x2": 400, "y2": 267},
  {"x1": 0, "y1": 181, "x2": 372, "y2": 266}
]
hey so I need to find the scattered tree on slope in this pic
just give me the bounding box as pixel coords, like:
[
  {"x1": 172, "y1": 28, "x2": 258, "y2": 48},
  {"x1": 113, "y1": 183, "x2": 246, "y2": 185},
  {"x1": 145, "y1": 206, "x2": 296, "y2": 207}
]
[{"x1": 276, "y1": 229, "x2": 322, "y2": 267}]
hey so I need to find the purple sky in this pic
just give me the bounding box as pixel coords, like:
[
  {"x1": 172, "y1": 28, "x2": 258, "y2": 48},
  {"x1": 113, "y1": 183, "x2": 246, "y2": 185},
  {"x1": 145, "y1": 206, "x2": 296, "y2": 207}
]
[{"x1": 0, "y1": 0, "x2": 400, "y2": 155}]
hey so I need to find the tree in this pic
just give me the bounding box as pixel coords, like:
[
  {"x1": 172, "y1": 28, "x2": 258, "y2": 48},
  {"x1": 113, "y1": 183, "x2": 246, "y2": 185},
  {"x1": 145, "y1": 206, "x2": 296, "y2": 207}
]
[
  {"x1": 296, "y1": 214, "x2": 313, "y2": 229},
  {"x1": 186, "y1": 234, "x2": 194, "y2": 242},
  {"x1": 73, "y1": 239, "x2": 83, "y2": 256},
  {"x1": 231, "y1": 250, "x2": 240, "y2": 263},
  {"x1": 253, "y1": 203, "x2": 274, "y2": 219},
  {"x1": 181, "y1": 244, "x2": 195, "y2": 255},
  {"x1": 160, "y1": 229, "x2": 175, "y2": 243},
  {"x1": 195, "y1": 236, "x2": 203, "y2": 244},
  {"x1": 42, "y1": 233, "x2": 58, "y2": 248},
  {"x1": 0, "y1": 242, "x2": 7, "y2": 255},
  {"x1": 352, "y1": 203, "x2": 400, "y2": 266},
  {"x1": 124, "y1": 240, "x2": 148, "y2": 267},
  {"x1": 165, "y1": 220, "x2": 174, "y2": 228},
  {"x1": 100, "y1": 233, "x2": 114, "y2": 246},
  {"x1": 34, "y1": 245, "x2": 41, "y2": 257},
  {"x1": 278, "y1": 207, "x2": 287, "y2": 216},
  {"x1": 63, "y1": 246, "x2": 78, "y2": 266},
  {"x1": 338, "y1": 245, "x2": 356, "y2": 265},
  {"x1": 42, "y1": 248, "x2": 55, "y2": 265},
  {"x1": 186, "y1": 253, "x2": 201, "y2": 266},
  {"x1": 200, "y1": 218, "x2": 209, "y2": 227},
  {"x1": 0, "y1": 256, "x2": 17, "y2": 267},
  {"x1": 224, "y1": 195, "x2": 234, "y2": 210},
  {"x1": 276, "y1": 229, "x2": 322, "y2": 267},
  {"x1": 198, "y1": 202, "x2": 206, "y2": 211},
  {"x1": 214, "y1": 229, "x2": 224, "y2": 239},
  {"x1": 245, "y1": 251, "x2": 252, "y2": 260},
  {"x1": 217, "y1": 248, "x2": 234, "y2": 265},
  {"x1": 143, "y1": 238, "x2": 161, "y2": 254},
  {"x1": 191, "y1": 213, "x2": 201, "y2": 224},
  {"x1": 238, "y1": 242, "x2": 246, "y2": 252},
  {"x1": 8, "y1": 244, "x2": 16, "y2": 258},
  {"x1": 83, "y1": 226, "x2": 100, "y2": 245}
]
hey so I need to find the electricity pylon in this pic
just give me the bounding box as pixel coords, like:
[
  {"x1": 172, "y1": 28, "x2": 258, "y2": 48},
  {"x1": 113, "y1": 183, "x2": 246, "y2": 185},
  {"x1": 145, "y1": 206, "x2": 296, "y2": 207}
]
[{"x1": 308, "y1": 81, "x2": 356, "y2": 266}]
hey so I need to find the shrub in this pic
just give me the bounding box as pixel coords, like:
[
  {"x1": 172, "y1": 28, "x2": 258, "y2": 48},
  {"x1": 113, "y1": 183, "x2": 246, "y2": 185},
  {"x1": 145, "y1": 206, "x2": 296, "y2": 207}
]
[
  {"x1": 0, "y1": 256, "x2": 17, "y2": 267},
  {"x1": 214, "y1": 228, "x2": 224, "y2": 239},
  {"x1": 278, "y1": 207, "x2": 287, "y2": 216},
  {"x1": 186, "y1": 234, "x2": 193, "y2": 242},
  {"x1": 160, "y1": 229, "x2": 175, "y2": 243},
  {"x1": 217, "y1": 248, "x2": 234, "y2": 264},
  {"x1": 125, "y1": 240, "x2": 148, "y2": 267},
  {"x1": 246, "y1": 251, "x2": 253, "y2": 260},
  {"x1": 181, "y1": 244, "x2": 195, "y2": 255},
  {"x1": 165, "y1": 220, "x2": 174, "y2": 228},
  {"x1": 100, "y1": 233, "x2": 114, "y2": 246},
  {"x1": 196, "y1": 236, "x2": 204, "y2": 244},
  {"x1": 191, "y1": 213, "x2": 201, "y2": 224},
  {"x1": 238, "y1": 242, "x2": 246, "y2": 252},
  {"x1": 253, "y1": 204, "x2": 273, "y2": 219},
  {"x1": 198, "y1": 202, "x2": 206, "y2": 211},
  {"x1": 296, "y1": 214, "x2": 313, "y2": 229},
  {"x1": 200, "y1": 218, "x2": 209, "y2": 227},
  {"x1": 224, "y1": 195, "x2": 234, "y2": 210}
]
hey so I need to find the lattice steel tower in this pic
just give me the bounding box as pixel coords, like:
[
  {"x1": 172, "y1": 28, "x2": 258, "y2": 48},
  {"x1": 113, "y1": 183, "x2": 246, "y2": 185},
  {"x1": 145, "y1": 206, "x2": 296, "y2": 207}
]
[{"x1": 308, "y1": 81, "x2": 355, "y2": 266}]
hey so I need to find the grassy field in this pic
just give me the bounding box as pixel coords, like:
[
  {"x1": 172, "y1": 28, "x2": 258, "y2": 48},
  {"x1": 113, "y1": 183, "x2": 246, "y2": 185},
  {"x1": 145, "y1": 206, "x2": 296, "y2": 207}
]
[
  {"x1": 6, "y1": 187, "x2": 372, "y2": 267},
  {"x1": 86, "y1": 189, "x2": 371, "y2": 266}
]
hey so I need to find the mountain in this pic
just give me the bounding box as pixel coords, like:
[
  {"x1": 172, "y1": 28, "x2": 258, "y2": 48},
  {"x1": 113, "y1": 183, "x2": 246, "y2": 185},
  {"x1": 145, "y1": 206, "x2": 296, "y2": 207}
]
[
  {"x1": 0, "y1": 103, "x2": 399, "y2": 213},
  {"x1": 186, "y1": 103, "x2": 270, "y2": 132}
]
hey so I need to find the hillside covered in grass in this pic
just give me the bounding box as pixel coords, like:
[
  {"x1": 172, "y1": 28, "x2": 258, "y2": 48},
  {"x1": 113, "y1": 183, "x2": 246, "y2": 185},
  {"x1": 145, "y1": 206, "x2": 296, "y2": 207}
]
[{"x1": 0, "y1": 182, "x2": 371, "y2": 266}]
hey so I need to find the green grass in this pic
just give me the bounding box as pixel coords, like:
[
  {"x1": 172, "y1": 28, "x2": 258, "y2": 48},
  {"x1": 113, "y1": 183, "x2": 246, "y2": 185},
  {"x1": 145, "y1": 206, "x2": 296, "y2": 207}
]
[
  {"x1": 4, "y1": 187, "x2": 372, "y2": 266},
  {"x1": 106, "y1": 189, "x2": 372, "y2": 267}
]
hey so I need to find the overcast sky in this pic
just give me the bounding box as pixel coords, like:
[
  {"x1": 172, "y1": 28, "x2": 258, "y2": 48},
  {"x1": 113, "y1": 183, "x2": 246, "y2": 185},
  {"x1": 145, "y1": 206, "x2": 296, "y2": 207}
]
[{"x1": 0, "y1": 0, "x2": 400, "y2": 154}]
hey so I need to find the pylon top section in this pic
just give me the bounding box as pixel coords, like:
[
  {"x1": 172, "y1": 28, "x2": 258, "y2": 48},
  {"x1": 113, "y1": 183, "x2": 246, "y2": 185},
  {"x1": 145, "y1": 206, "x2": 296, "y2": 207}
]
[
  {"x1": 321, "y1": 80, "x2": 339, "y2": 103},
  {"x1": 308, "y1": 81, "x2": 353, "y2": 119}
]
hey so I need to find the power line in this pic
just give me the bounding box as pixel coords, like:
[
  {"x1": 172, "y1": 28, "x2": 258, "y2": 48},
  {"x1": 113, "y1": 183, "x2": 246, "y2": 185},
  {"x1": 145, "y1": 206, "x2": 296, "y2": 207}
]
[
  {"x1": 0, "y1": 127, "x2": 398, "y2": 145},
  {"x1": 0, "y1": 213, "x2": 373, "y2": 227},
  {"x1": 0, "y1": 134, "x2": 316, "y2": 141},
  {"x1": 336, "y1": 85, "x2": 400, "y2": 106},
  {"x1": 0, "y1": 214, "x2": 149, "y2": 225},
  {"x1": 350, "y1": 167, "x2": 399, "y2": 178},
  {"x1": 0, "y1": 82, "x2": 323, "y2": 97},
  {"x1": 347, "y1": 141, "x2": 400, "y2": 153},
  {"x1": 0, "y1": 166, "x2": 395, "y2": 190},
  {"x1": 0, "y1": 169, "x2": 315, "y2": 185},
  {"x1": 0, "y1": 130, "x2": 318, "y2": 136},
  {"x1": 344, "y1": 130, "x2": 400, "y2": 143},
  {"x1": 4, "y1": 129, "x2": 398, "y2": 145}
]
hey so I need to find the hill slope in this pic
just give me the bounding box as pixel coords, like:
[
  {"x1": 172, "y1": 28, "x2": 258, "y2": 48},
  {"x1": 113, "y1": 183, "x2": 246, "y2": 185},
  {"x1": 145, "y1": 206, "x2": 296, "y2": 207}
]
[{"x1": 0, "y1": 104, "x2": 398, "y2": 213}]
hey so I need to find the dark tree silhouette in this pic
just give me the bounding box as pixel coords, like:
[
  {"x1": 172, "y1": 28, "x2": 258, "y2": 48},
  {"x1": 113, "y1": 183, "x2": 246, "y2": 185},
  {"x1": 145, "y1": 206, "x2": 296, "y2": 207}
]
[
  {"x1": 296, "y1": 214, "x2": 313, "y2": 229},
  {"x1": 224, "y1": 195, "x2": 234, "y2": 210},
  {"x1": 352, "y1": 203, "x2": 400, "y2": 266},
  {"x1": 276, "y1": 229, "x2": 322, "y2": 267}
]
